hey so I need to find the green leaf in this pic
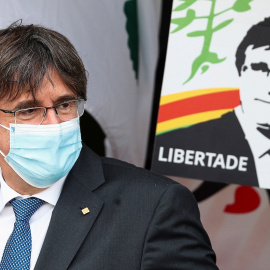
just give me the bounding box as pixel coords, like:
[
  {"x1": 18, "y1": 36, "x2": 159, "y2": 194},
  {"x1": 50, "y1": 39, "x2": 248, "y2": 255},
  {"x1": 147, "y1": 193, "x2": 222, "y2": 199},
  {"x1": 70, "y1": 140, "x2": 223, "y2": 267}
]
[
  {"x1": 232, "y1": 0, "x2": 253, "y2": 12},
  {"x1": 173, "y1": 0, "x2": 196, "y2": 11},
  {"x1": 183, "y1": 52, "x2": 226, "y2": 84},
  {"x1": 171, "y1": 9, "x2": 196, "y2": 33},
  {"x1": 213, "y1": 19, "x2": 233, "y2": 32},
  {"x1": 207, "y1": 52, "x2": 226, "y2": 64},
  {"x1": 201, "y1": 65, "x2": 209, "y2": 74},
  {"x1": 187, "y1": 30, "x2": 205, "y2": 37}
]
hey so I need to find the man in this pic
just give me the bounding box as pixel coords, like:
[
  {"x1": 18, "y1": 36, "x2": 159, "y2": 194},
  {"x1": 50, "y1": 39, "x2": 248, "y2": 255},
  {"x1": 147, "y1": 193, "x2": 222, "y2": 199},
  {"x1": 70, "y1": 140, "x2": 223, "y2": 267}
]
[
  {"x1": 152, "y1": 17, "x2": 270, "y2": 189},
  {"x1": 0, "y1": 22, "x2": 218, "y2": 269}
]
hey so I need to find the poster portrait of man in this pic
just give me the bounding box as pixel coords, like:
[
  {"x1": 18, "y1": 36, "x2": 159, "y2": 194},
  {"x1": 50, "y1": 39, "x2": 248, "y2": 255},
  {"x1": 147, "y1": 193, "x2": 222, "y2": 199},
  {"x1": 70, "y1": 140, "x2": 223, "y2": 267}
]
[{"x1": 151, "y1": 1, "x2": 270, "y2": 189}]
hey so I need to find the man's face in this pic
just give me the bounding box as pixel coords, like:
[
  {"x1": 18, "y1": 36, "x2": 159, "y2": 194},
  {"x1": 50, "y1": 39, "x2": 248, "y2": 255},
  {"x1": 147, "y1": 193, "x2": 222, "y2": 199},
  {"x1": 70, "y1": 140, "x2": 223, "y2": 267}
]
[
  {"x1": 0, "y1": 70, "x2": 77, "y2": 194},
  {"x1": 239, "y1": 45, "x2": 270, "y2": 126}
]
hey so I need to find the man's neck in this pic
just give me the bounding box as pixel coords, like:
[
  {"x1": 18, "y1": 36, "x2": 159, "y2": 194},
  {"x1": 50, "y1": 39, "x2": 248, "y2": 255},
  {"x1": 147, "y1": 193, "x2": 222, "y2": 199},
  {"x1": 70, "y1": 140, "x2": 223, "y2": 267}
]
[{"x1": 1, "y1": 168, "x2": 45, "y2": 195}]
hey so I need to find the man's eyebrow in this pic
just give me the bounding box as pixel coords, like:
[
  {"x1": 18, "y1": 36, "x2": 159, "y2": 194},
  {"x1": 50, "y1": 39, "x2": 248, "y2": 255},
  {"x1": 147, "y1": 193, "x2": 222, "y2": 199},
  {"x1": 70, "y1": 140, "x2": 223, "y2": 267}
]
[
  {"x1": 54, "y1": 95, "x2": 78, "y2": 104},
  {"x1": 12, "y1": 100, "x2": 38, "y2": 110},
  {"x1": 251, "y1": 62, "x2": 270, "y2": 75},
  {"x1": 11, "y1": 95, "x2": 78, "y2": 110}
]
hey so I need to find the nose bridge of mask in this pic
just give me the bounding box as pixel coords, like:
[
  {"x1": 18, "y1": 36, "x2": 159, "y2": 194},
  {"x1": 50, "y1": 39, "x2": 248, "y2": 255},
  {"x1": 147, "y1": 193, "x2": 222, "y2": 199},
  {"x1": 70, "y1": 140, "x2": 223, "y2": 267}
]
[{"x1": 8, "y1": 117, "x2": 79, "y2": 136}]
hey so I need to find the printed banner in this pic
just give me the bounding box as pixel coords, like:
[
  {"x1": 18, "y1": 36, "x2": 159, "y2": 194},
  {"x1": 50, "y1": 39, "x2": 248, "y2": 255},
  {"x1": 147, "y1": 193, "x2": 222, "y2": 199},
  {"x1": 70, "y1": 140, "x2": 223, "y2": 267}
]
[{"x1": 151, "y1": 0, "x2": 270, "y2": 189}]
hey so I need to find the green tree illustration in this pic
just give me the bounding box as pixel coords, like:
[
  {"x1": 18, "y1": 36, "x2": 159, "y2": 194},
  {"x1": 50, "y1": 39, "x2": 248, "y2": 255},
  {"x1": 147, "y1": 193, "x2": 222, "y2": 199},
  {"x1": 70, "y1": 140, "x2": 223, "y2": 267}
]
[{"x1": 171, "y1": 0, "x2": 253, "y2": 84}]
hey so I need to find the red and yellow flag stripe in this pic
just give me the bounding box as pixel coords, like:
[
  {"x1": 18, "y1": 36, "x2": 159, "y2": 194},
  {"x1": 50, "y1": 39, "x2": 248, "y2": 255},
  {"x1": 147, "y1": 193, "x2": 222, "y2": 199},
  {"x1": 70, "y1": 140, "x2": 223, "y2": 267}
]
[{"x1": 156, "y1": 88, "x2": 240, "y2": 135}]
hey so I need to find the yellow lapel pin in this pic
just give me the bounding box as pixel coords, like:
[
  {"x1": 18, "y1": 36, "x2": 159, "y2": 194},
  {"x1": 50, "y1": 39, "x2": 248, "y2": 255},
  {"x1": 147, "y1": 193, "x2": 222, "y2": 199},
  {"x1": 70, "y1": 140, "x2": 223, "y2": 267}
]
[{"x1": 81, "y1": 207, "x2": 90, "y2": 215}]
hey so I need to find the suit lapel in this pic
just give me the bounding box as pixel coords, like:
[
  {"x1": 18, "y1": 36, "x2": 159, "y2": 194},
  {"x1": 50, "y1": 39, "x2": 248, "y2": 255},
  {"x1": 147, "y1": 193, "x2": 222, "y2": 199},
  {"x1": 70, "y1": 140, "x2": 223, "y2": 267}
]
[{"x1": 35, "y1": 146, "x2": 105, "y2": 269}]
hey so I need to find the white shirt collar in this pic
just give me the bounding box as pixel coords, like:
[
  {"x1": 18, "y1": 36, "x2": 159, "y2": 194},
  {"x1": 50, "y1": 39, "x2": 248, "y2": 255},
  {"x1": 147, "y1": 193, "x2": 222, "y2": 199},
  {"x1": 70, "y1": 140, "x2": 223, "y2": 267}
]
[{"x1": 0, "y1": 167, "x2": 66, "y2": 213}]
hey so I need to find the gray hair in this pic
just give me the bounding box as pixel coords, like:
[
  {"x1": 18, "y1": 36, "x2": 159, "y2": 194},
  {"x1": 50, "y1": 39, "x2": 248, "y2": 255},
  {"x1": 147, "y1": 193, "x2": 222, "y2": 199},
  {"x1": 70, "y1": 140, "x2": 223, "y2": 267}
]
[{"x1": 0, "y1": 20, "x2": 87, "y2": 101}]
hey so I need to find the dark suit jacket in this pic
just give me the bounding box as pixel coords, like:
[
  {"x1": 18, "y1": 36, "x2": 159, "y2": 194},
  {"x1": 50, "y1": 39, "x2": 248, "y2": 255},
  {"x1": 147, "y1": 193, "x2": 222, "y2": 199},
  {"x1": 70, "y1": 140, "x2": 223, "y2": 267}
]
[
  {"x1": 152, "y1": 111, "x2": 259, "y2": 187},
  {"x1": 34, "y1": 144, "x2": 218, "y2": 270}
]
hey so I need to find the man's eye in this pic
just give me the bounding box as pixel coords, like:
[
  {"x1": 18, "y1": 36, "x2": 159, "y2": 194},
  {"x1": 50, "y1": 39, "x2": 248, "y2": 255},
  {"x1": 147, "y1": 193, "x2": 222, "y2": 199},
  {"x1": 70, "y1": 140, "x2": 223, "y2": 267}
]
[
  {"x1": 16, "y1": 108, "x2": 39, "y2": 119},
  {"x1": 57, "y1": 101, "x2": 76, "y2": 111},
  {"x1": 21, "y1": 108, "x2": 37, "y2": 115},
  {"x1": 59, "y1": 102, "x2": 71, "y2": 109}
]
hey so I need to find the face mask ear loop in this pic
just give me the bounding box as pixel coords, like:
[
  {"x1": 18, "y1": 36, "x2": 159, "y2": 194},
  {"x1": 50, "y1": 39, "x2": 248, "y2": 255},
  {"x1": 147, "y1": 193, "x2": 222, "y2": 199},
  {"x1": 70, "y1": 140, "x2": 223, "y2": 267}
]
[
  {"x1": 0, "y1": 150, "x2": 6, "y2": 158},
  {"x1": 0, "y1": 123, "x2": 10, "y2": 131},
  {"x1": 0, "y1": 124, "x2": 9, "y2": 158}
]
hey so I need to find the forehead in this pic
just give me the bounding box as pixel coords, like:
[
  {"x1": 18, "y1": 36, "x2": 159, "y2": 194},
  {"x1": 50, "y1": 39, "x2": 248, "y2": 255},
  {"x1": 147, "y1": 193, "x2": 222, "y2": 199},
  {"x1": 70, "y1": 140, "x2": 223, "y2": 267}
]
[
  {"x1": 245, "y1": 45, "x2": 270, "y2": 65},
  {"x1": 0, "y1": 71, "x2": 75, "y2": 108}
]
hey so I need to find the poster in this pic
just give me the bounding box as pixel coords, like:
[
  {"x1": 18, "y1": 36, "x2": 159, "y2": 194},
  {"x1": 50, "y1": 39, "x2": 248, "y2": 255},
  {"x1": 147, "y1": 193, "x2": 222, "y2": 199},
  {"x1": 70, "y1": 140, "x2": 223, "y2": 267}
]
[{"x1": 151, "y1": 0, "x2": 270, "y2": 188}]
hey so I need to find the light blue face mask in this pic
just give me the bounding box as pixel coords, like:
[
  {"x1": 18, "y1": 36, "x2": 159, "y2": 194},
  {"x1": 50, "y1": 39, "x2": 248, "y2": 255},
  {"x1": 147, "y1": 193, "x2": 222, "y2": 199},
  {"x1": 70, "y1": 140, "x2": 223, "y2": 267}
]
[{"x1": 0, "y1": 117, "x2": 82, "y2": 188}]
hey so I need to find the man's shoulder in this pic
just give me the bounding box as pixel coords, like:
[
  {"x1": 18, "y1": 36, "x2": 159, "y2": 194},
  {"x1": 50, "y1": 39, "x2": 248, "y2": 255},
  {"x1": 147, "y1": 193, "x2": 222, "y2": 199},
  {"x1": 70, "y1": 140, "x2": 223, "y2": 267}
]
[
  {"x1": 94, "y1": 156, "x2": 196, "y2": 215},
  {"x1": 99, "y1": 156, "x2": 193, "y2": 195},
  {"x1": 78, "y1": 144, "x2": 192, "y2": 200},
  {"x1": 78, "y1": 143, "x2": 180, "y2": 189},
  {"x1": 100, "y1": 156, "x2": 178, "y2": 187}
]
